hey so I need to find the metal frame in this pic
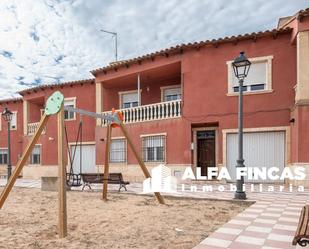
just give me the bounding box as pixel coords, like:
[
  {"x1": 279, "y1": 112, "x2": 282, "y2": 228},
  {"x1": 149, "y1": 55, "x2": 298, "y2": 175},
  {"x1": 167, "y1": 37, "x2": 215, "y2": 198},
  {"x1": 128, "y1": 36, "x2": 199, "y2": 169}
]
[{"x1": 0, "y1": 91, "x2": 165, "y2": 241}]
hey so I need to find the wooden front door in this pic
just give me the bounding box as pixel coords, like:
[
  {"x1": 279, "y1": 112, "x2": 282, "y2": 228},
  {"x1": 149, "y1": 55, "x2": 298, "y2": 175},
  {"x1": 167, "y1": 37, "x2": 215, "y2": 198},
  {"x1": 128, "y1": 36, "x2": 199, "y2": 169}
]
[{"x1": 197, "y1": 130, "x2": 216, "y2": 177}]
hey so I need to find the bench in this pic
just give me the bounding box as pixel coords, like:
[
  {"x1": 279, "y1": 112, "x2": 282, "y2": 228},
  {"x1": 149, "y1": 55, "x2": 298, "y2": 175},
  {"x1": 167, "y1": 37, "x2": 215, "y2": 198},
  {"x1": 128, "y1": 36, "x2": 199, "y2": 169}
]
[
  {"x1": 293, "y1": 205, "x2": 309, "y2": 247},
  {"x1": 81, "y1": 173, "x2": 129, "y2": 192}
]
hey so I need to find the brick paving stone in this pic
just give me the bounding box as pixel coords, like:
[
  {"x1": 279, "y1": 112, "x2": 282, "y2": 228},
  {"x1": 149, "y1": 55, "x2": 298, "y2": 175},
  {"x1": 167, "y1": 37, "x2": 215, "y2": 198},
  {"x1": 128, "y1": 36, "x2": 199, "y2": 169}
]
[
  {"x1": 228, "y1": 241, "x2": 262, "y2": 249},
  {"x1": 235, "y1": 235, "x2": 266, "y2": 246}
]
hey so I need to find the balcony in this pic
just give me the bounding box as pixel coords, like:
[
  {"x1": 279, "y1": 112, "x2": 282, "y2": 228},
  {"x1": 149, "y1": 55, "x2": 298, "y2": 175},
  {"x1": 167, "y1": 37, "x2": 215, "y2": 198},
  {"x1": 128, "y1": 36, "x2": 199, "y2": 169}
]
[
  {"x1": 101, "y1": 100, "x2": 182, "y2": 126},
  {"x1": 27, "y1": 122, "x2": 46, "y2": 135}
]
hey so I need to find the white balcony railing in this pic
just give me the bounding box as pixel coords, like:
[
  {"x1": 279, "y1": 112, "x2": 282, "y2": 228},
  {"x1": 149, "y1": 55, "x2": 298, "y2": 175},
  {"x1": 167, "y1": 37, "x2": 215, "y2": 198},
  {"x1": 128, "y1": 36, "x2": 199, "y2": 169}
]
[
  {"x1": 101, "y1": 100, "x2": 182, "y2": 126},
  {"x1": 27, "y1": 122, "x2": 46, "y2": 135}
]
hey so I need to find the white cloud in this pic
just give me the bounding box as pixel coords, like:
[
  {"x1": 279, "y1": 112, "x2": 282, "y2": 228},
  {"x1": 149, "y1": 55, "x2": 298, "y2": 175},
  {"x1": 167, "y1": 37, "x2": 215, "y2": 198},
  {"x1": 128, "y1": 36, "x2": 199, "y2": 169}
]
[{"x1": 0, "y1": 0, "x2": 307, "y2": 99}]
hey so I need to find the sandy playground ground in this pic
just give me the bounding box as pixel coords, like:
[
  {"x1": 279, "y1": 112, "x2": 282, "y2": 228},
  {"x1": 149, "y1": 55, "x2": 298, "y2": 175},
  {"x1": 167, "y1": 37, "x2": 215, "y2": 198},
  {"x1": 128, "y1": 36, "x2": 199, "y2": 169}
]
[{"x1": 0, "y1": 187, "x2": 251, "y2": 249}]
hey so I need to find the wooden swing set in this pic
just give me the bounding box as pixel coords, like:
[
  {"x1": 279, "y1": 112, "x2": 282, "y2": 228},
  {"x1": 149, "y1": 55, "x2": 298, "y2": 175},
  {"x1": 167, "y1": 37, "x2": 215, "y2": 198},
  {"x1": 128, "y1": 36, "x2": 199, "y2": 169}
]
[{"x1": 0, "y1": 91, "x2": 165, "y2": 238}]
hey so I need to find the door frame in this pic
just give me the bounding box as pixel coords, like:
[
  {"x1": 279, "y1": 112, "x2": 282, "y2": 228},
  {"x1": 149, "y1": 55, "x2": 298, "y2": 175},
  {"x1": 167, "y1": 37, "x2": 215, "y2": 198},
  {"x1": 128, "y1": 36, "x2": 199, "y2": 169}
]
[{"x1": 193, "y1": 127, "x2": 219, "y2": 178}]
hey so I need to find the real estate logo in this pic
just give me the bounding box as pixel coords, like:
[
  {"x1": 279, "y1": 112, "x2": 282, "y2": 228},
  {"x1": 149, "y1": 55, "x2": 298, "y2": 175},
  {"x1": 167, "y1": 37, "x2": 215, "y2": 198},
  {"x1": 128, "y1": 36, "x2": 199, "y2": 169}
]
[
  {"x1": 143, "y1": 165, "x2": 306, "y2": 194},
  {"x1": 143, "y1": 164, "x2": 178, "y2": 193}
]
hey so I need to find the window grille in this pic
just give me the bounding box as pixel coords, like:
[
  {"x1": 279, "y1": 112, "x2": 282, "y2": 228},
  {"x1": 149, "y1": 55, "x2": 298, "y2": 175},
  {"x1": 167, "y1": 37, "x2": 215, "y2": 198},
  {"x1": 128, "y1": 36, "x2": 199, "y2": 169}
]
[
  {"x1": 142, "y1": 135, "x2": 165, "y2": 162},
  {"x1": 0, "y1": 149, "x2": 8, "y2": 164},
  {"x1": 110, "y1": 139, "x2": 126, "y2": 163}
]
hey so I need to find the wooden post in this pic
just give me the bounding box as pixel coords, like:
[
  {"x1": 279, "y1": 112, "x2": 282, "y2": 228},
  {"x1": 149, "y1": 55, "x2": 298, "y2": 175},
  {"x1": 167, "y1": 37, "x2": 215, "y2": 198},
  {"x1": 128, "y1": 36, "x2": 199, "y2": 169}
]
[
  {"x1": 119, "y1": 122, "x2": 165, "y2": 204},
  {"x1": 57, "y1": 104, "x2": 67, "y2": 238},
  {"x1": 103, "y1": 125, "x2": 112, "y2": 201},
  {"x1": 0, "y1": 114, "x2": 49, "y2": 209}
]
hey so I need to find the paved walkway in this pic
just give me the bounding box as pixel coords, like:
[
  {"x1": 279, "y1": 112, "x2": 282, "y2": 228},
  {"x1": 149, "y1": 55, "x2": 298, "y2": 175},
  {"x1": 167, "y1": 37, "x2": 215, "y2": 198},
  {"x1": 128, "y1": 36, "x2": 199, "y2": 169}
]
[{"x1": 1, "y1": 179, "x2": 308, "y2": 249}]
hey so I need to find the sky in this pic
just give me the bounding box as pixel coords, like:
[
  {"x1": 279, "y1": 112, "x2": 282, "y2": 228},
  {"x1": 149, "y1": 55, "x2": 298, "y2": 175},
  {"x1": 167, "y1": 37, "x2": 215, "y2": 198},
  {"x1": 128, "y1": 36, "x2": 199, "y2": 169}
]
[{"x1": 0, "y1": 0, "x2": 308, "y2": 99}]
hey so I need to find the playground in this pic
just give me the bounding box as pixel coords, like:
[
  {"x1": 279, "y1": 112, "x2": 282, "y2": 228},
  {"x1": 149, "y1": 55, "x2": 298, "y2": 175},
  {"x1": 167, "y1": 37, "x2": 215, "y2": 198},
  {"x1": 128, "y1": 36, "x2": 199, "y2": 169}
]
[
  {"x1": 0, "y1": 187, "x2": 249, "y2": 249},
  {"x1": 0, "y1": 91, "x2": 250, "y2": 248}
]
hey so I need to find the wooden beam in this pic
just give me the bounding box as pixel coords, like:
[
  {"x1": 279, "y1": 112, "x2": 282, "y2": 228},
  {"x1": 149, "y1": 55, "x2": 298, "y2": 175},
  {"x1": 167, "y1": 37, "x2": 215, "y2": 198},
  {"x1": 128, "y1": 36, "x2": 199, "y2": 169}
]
[
  {"x1": 0, "y1": 114, "x2": 49, "y2": 209},
  {"x1": 57, "y1": 104, "x2": 67, "y2": 238},
  {"x1": 119, "y1": 122, "x2": 165, "y2": 204},
  {"x1": 103, "y1": 125, "x2": 112, "y2": 201}
]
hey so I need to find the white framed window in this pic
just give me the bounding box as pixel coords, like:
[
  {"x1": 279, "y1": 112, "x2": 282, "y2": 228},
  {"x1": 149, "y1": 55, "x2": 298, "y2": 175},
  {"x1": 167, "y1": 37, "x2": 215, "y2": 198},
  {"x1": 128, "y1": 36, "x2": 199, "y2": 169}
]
[
  {"x1": 64, "y1": 98, "x2": 76, "y2": 120},
  {"x1": 30, "y1": 145, "x2": 41, "y2": 165},
  {"x1": 109, "y1": 138, "x2": 126, "y2": 163},
  {"x1": 119, "y1": 91, "x2": 139, "y2": 109},
  {"x1": 142, "y1": 135, "x2": 166, "y2": 162},
  {"x1": 161, "y1": 85, "x2": 182, "y2": 102},
  {"x1": 10, "y1": 111, "x2": 17, "y2": 130},
  {"x1": 227, "y1": 55, "x2": 273, "y2": 94},
  {"x1": 0, "y1": 149, "x2": 8, "y2": 165}
]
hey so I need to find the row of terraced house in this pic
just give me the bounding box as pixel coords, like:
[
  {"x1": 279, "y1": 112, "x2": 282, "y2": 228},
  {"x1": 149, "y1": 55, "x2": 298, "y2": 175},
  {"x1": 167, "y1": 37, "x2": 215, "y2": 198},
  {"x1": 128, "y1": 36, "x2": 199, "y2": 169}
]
[{"x1": 0, "y1": 9, "x2": 309, "y2": 186}]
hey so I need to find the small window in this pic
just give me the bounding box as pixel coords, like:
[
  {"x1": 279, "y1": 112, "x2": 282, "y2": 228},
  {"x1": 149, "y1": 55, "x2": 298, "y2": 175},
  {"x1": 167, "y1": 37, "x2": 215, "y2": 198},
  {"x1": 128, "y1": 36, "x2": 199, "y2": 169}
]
[
  {"x1": 30, "y1": 145, "x2": 41, "y2": 165},
  {"x1": 10, "y1": 112, "x2": 17, "y2": 130},
  {"x1": 228, "y1": 56, "x2": 273, "y2": 94},
  {"x1": 163, "y1": 87, "x2": 181, "y2": 102},
  {"x1": 0, "y1": 149, "x2": 8, "y2": 165},
  {"x1": 232, "y1": 61, "x2": 267, "y2": 93},
  {"x1": 233, "y1": 86, "x2": 248, "y2": 92},
  {"x1": 64, "y1": 99, "x2": 76, "y2": 120},
  {"x1": 250, "y1": 84, "x2": 265, "y2": 91},
  {"x1": 142, "y1": 135, "x2": 166, "y2": 162},
  {"x1": 110, "y1": 139, "x2": 126, "y2": 163},
  {"x1": 121, "y1": 92, "x2": 139, "y2": 109}
]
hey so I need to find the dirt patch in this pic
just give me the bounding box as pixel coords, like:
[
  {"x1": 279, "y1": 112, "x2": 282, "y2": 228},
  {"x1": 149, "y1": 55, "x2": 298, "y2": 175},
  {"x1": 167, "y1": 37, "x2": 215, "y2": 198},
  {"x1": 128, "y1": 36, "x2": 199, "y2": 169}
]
[{"x1": 0, "y1": 188, "x2": 252, "y2": 249}]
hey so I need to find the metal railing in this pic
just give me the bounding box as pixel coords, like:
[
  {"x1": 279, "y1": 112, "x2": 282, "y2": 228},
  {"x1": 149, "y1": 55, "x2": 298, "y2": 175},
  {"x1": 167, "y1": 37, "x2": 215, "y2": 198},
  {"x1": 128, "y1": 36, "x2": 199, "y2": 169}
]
[
  {"x1": 27, "y1": 122, "x2": 46, "y2": 135},
  {"x1": 101, "y1": 100, "x2": 182, "y2": 126}
]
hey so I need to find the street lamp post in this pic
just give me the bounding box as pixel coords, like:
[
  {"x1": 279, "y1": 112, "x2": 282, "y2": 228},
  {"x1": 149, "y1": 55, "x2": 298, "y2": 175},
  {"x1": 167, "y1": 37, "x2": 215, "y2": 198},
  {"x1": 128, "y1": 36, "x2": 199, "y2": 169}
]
[
  {"x1": 2, "y1": 108, "x2": 13, "y2": 180},
  {"x1": 232, "y1": 52, "x2": 251, "y2": 200}
]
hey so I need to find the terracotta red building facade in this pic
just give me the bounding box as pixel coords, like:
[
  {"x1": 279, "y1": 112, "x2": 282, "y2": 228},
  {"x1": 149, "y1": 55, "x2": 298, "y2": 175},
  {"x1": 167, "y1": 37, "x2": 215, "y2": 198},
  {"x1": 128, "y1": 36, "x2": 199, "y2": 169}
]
[{"x1": 0, "y1": 9, "x2": 309, "y2": 186}]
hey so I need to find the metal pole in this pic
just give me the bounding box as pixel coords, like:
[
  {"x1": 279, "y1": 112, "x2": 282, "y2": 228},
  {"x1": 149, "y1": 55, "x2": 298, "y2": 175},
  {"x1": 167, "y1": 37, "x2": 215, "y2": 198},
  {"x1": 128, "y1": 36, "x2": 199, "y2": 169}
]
[
  {"x1": 234, "y1": 78, "x2": 246, "y2": 200},
  {"x1": 115, "y1": 33, "x2": 118, "y2": 62},
  {"x1": 100, "y1": 29, "x2": 117, "y2": 62},
  {"x1": 7, "y1": 121, "x2": 12, "y2": 180},
  {"x1": 137, "y1": 74, "x2": 141, "y2": 106}
]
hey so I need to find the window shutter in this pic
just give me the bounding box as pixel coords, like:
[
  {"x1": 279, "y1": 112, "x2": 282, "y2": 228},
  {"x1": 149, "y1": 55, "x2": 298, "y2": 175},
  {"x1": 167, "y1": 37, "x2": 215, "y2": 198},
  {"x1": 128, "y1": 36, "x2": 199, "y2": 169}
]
[
  {"x1": 64, "y1": 99, "x2": 75, "y2": 106},
  {"x1": 232, "y1": 61, "x2": 267, "y2": 87},
  {"x1": 33, "y1": 145, "x2": 40, "y2": 154},
  {"x1": 10, "y1": 113, "x2": 17, "y2": 129},
  {"x1": 122, "y1": 92, "x2": 138, "y2": 103},
  {"x1": 164, "y1": 88, "x2": 181, "y2": 97},
  {"x1": 245, "y1": 61, "x2": 267, "y2": 86}
]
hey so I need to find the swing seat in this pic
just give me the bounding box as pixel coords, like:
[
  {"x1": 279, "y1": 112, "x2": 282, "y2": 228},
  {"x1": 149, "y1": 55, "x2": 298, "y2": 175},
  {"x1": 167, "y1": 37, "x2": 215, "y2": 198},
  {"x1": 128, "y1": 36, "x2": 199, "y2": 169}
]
[{"x1": 66, "y1": 173, "x2": 82, "y2": 187}]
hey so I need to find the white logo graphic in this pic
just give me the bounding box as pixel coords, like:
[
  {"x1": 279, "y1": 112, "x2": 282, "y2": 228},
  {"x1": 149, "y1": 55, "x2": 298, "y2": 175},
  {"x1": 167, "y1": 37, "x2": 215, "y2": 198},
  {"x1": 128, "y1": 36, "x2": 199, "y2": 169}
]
[{"x1": 143, "y1": 164, "x2": 178, "y2": 193}]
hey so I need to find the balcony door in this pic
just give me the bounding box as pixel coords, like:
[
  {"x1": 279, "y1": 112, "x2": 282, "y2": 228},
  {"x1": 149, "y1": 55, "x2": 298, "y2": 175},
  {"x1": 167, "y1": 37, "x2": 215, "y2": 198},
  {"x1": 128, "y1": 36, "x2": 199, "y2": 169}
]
[{"x1": 120, "y1": 91, "x2": 139, "y2": 109}]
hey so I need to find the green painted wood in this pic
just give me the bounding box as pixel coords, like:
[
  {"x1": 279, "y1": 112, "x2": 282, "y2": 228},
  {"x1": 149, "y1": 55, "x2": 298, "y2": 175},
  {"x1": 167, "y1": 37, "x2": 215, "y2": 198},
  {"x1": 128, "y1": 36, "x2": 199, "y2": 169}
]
[{"x1": 45, "y1": 91, "x2": 64, "y2": 115}]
